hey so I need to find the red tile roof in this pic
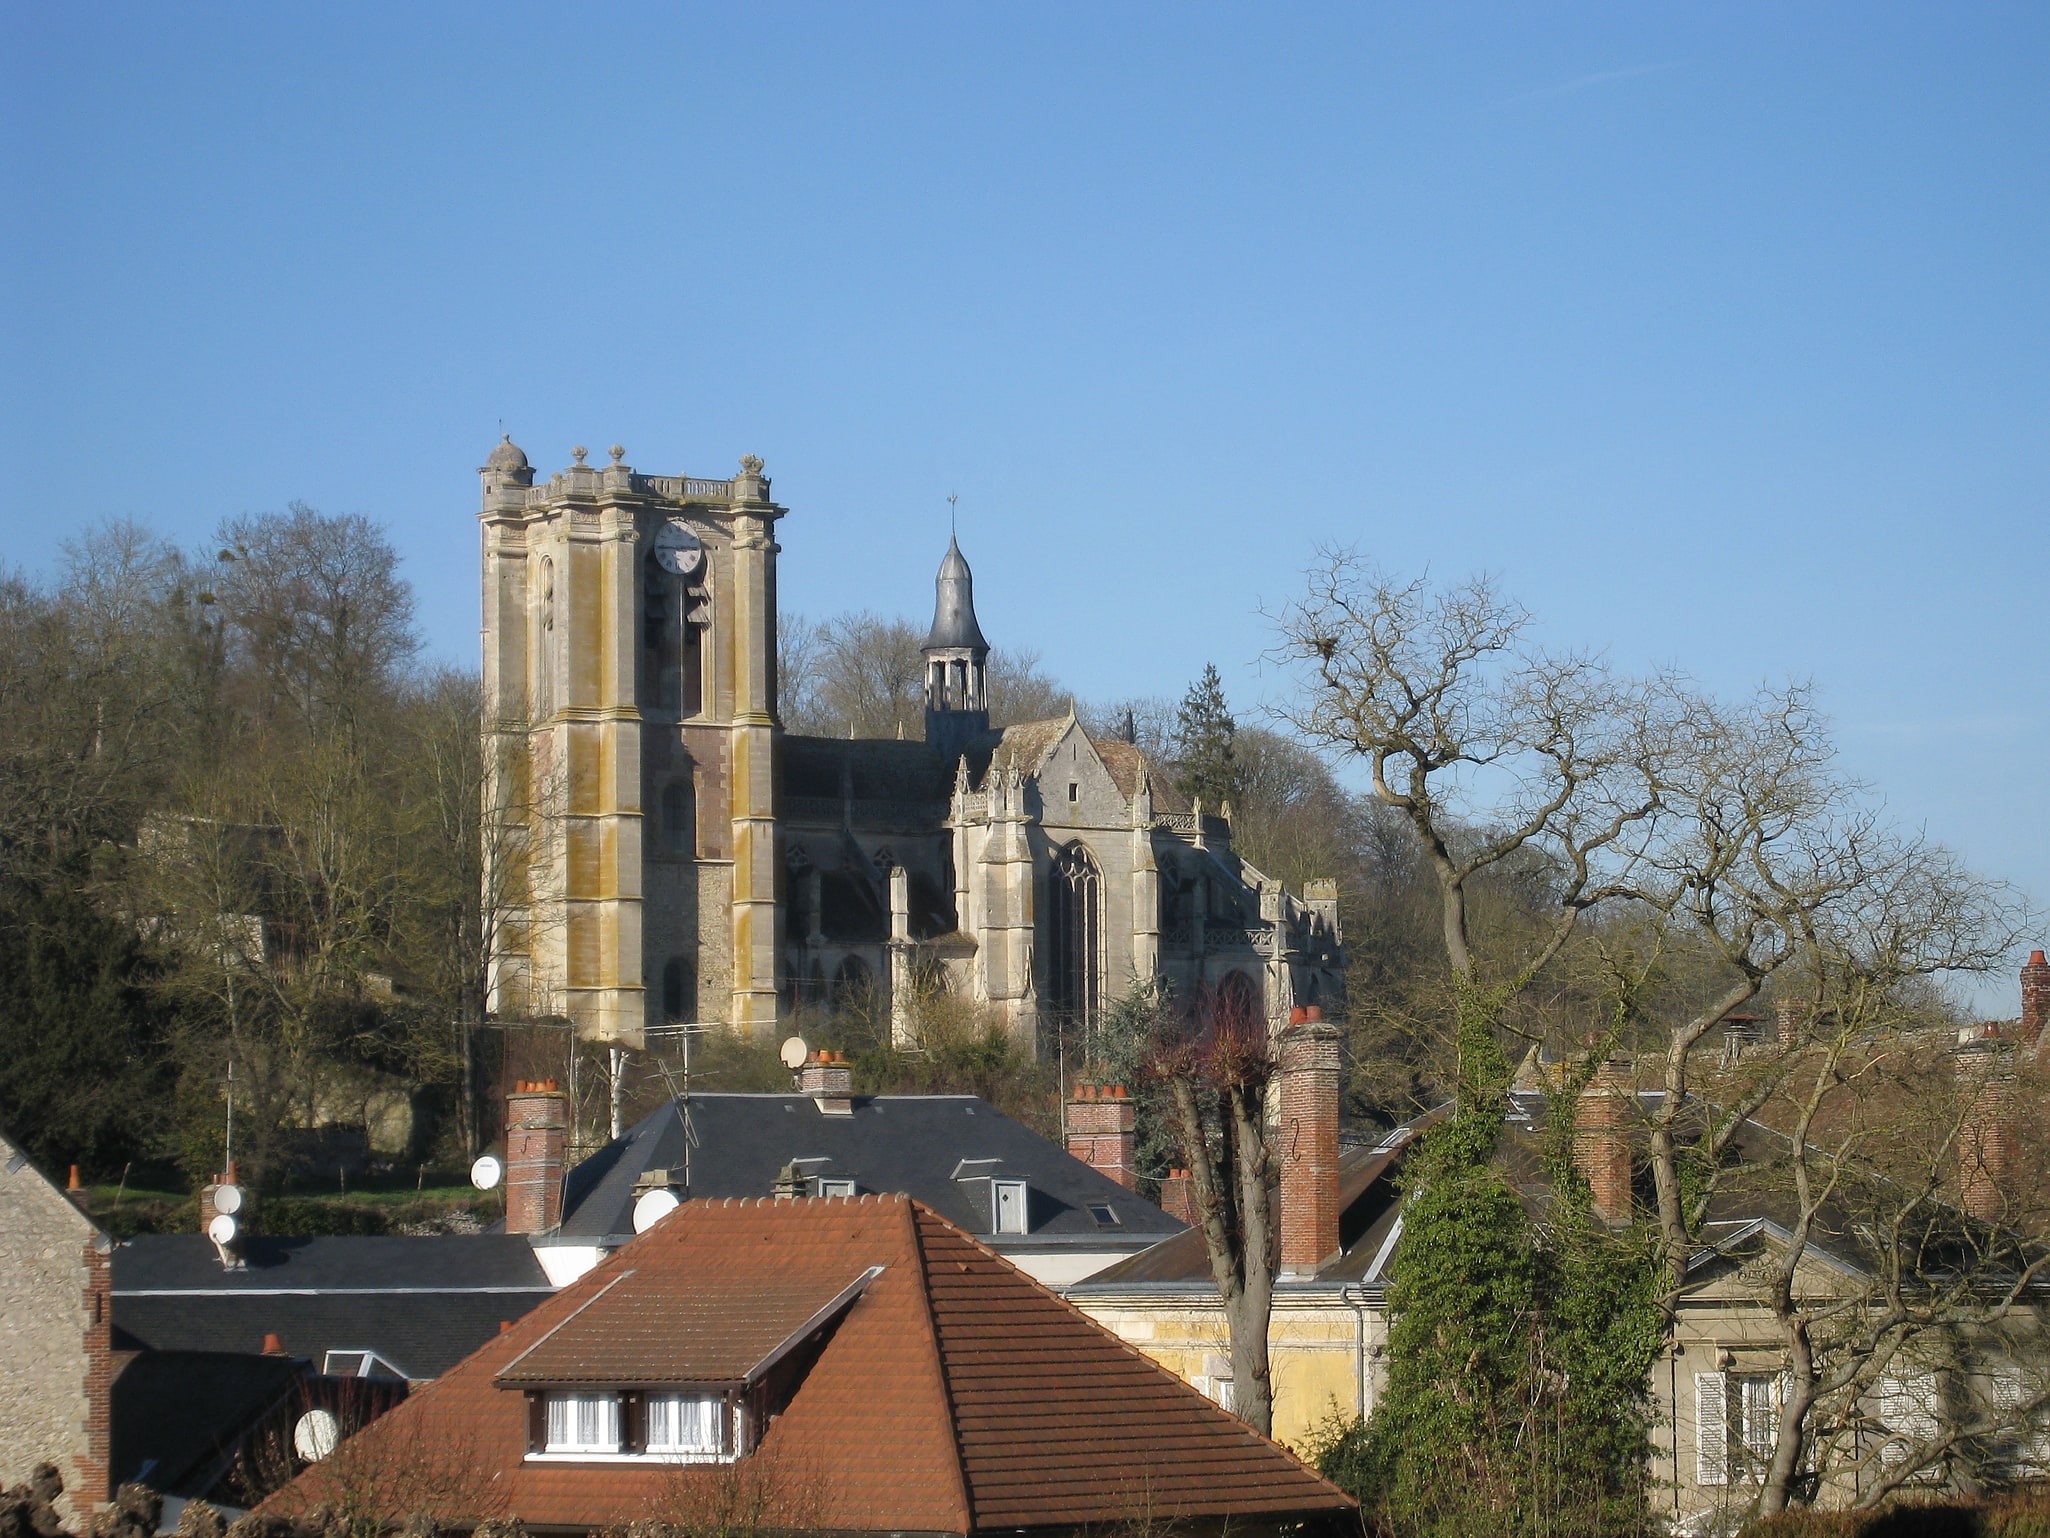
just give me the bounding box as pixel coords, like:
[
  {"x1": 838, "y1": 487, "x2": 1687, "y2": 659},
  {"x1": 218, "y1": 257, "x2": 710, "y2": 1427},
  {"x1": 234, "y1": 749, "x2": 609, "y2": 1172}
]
[{"x1": 264, "y1": 1196, "x2": 1351, "y2": 1534}]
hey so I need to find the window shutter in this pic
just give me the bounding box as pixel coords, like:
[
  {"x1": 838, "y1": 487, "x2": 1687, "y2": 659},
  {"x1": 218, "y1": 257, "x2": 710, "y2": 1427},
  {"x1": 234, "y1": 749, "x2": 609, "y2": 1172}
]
[
  {"x1": 1879, "y1": 1371, "x2": 1939, "y2": 1469},
  {"x1": 1696, "y1": 1372, "x2": 1729, "y2": 1486},
  {"x1": 527, "y1": 1393, "x2": 547, "y2": 1454},
  {"x1": 621, "y1": 1391, "x2": 644, "y2": 1454}
]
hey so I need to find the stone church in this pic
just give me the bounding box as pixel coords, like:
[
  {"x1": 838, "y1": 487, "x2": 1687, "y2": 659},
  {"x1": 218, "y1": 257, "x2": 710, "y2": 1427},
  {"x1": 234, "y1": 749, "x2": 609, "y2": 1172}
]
[{"x1": 477, "y1": 438, "x2": 1344, "y2": 1049}]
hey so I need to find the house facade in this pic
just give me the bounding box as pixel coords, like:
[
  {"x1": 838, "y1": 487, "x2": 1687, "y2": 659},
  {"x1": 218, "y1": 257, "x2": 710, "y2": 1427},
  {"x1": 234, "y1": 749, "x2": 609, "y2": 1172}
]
[{"x1": 263, "y1": 1195, "x2": 1356, "y2": 1537}]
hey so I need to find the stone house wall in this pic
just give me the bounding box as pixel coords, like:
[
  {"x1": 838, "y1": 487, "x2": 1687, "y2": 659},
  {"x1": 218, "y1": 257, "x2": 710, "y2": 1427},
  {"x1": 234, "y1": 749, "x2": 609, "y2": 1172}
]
[{"x1": 0, "y1": 1130, "x2": 110, "y2": 1524}]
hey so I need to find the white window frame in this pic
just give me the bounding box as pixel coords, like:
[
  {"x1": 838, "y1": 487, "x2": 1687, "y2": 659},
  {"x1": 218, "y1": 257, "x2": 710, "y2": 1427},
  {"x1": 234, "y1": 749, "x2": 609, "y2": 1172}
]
[
  {"x1": 545, "y1": 1391, "x2": 621, "y2": 1454},
  {"x1": 816, "y1": 1178, "x2": 856, "y2": 1198},
  {"x1": 645, "y1": 1392, "x2": 731, "y2": 1459}
]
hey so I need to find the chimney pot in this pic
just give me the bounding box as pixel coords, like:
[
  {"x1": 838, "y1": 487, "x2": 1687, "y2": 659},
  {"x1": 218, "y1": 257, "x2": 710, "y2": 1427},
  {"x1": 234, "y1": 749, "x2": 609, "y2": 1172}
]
[
  {"x1": 1955, "y1": 1041, "x2": 2016, "y2": 1222},
  {"x1": 67, "y1": 1164, "x2": 82, "y2": 1190},
  {"x1": 262, "y1": 1333, "x2": 285, "y2": 1355},
  {"x1": 798, "y1": 1055, "x2": 854, "y2": 1114},
  {"x1": 1574, "y1": 1062, "x2": 1634, "y2": 1223},
  {"x1": 1278, "y1": 1017, "x2": 1342, "y2": 1275},
  {"x1": 1066, "y1": 1081, "x2": 1138, "y2": 1188},
  {"x1": 2019, "y1": 949, "x2": 2050, "y2": 1051},
  {"x1": 499, "y1": 1320, "x2": 512, "y2": 1334},
  {"x1": 1158, "y1": 1168, "x2": 1196, "y2": 1225},
  {"x1": 504, "y1": 1082, "x2": 569, "y2": 1234}
]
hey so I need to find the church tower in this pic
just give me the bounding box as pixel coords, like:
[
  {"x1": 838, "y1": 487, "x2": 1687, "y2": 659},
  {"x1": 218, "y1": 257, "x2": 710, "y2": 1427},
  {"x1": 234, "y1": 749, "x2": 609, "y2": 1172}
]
[
  {"x1": 478, "y1": 440, "x2": 785, "y2": 1044},
  {"x1": 922, "y1": 535, "x2": 990, "y2": 768}
]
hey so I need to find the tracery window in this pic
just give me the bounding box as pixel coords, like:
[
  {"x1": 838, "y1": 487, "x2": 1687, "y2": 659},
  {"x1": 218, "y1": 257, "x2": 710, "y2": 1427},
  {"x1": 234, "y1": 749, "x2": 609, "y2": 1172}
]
[{"x1": 1046, "y1": 842, "x2": 1102, "y2": 1031}]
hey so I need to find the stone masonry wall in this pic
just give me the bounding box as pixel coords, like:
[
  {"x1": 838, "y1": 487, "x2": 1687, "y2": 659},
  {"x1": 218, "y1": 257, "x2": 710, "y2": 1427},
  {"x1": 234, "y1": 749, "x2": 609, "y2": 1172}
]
[{"x1": 0, "y1": 1131, "x2": 105, "y2": 1525}]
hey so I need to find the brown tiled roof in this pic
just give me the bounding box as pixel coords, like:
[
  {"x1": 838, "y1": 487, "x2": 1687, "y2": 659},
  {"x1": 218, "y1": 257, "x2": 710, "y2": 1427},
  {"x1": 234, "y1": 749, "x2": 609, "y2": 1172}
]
[
  {"x1": 265, "y1": 1196, "x2": 1350, "y2": 1535},
  {"x1": 496, "y1": 1267, "x2": 877, "y2": 1386}
]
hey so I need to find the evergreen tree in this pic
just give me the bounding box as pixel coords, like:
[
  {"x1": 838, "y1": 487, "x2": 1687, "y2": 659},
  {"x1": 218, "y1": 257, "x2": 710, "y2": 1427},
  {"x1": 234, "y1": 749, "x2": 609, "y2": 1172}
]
[{"x1": 1172, "y1": 663, "x2": 1240, "y2": 808}]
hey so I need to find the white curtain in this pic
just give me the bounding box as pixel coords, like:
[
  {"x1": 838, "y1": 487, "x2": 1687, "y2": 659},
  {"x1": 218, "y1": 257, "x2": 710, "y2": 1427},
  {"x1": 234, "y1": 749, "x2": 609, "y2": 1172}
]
[
  {"x1": 647, "y1": 1393, "x2": 726, "y2": 1454},
  {"x1": 546, "y1": 1393, "x2": 620, "y2": 1452}
]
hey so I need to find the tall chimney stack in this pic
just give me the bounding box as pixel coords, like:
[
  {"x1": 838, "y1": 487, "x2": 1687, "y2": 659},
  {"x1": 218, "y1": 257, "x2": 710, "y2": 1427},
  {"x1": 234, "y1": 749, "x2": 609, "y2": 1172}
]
[
  {"x1": 1575, "y1": 1061, "x2": 1634, "y2": 1224},
  {"x1": 1278, "y1": 1007, "x2": 1342, "y2": 1277},
  {"x1": 1158, "y1": 1168, "x2": 1196, "y2": 1225},
  {"x1": 1066, "y1": 1084, "x2": 1138, "y2": 1188},
  {"x1": 2019, "y1": 950, "x2": 2049, "y2": 1052},
  {"x1": 1954, "y1": 1036, "x2": 2015, "y2": 1223},
  {"x1": 505, "y1": 1080, "x2": 568, "y2": 1235}
]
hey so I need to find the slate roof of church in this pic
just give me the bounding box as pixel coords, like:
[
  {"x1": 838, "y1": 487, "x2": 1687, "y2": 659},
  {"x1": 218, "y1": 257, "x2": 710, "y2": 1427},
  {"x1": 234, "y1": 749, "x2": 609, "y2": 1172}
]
[
  {"x1": 264, "y1": 1196, "x2": 1355, "y2": 1535},
  {"x1": 555, "y1": 1093, "x2": 1182, "y2": 1247}
]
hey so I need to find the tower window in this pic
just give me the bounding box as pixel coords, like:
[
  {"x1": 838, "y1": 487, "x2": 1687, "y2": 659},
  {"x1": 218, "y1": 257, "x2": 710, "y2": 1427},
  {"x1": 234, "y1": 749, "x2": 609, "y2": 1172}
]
[
  {"x1": 1046, "y1": 842, "x2": 1102, "y2": 1033},
  {"x1": 661, "y1": 779, "x2": 696, "y2": 858},
  {"x1": 1068, "y1": 782, "x2": 1078, "y2": 803},
  {"x1": 662, "y1": 958, "x2": 696, "y2": 1024}
]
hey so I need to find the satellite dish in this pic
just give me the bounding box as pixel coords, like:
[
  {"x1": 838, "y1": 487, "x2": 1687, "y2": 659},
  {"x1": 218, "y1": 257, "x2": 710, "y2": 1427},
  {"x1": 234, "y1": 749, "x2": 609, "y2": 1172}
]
[
  {"x1": 293, "y1": 1408, "x2": 341, "y2": 1462},
  {"x1": 212, "y1": 1183, "x2": 243, "y2": 1215},
  {"x1": 207, "y1": 1213, "x2": 238, "y2": 1246},
  {"x1": 633, "y1": 1187, "x2": 681, "y2": 1234},
  {"x1": 778, "y1": 1036, "x2": 810, "y2": 1070},
  {"x1": 470, "y1": 1155, "x2": 503, "y2": 1192}
]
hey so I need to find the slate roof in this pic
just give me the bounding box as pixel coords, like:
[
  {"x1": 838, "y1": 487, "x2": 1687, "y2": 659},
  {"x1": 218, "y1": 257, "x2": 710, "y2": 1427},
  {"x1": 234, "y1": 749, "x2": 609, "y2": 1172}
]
[
  {"x1": 266, "y1": 1196, "x2": 1354, "y2": 1535},
  {"x1": 113, "y1": 1235, "x2": 553, "y2": 1379},
  {"x1": 556, "y1": 1093, "x2": 1183, "y2": 1250},
  {"x1": 110, "y1": 1349, "x2": 304, "y2": 1496}
]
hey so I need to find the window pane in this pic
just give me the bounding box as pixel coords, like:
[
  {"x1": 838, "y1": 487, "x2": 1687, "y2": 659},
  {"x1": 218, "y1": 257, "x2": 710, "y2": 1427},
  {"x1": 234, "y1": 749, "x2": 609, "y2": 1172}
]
[
  {"x1": 647, "y1": 1394, "x2": 724, "y2": 1453},
  {"x1": 546, "y1": 1393, "x2": 619, "y2": 1452}
]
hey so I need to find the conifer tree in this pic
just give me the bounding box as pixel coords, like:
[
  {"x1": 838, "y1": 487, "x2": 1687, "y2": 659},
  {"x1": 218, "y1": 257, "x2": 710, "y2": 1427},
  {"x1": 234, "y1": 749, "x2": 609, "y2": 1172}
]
[{"x1": 1172, "y1": 663, "x2": 1240, "y2": 808}]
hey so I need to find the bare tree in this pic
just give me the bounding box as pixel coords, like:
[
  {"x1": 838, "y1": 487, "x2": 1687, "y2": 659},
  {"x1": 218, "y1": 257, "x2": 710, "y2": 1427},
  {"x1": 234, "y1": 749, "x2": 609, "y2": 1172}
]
[
  {"x1": 1146, "y1": 982, "x2": 1282, "y2": 1435},
  {"x1": 1269, "y1": 553, "x2": 1659, "y2": 1124}
]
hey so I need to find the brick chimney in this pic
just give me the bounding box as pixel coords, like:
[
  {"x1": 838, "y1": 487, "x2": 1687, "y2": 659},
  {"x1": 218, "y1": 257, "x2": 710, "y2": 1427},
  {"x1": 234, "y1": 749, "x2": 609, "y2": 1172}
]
[
  {"x1": 797, "y1": 1051, "x2": 854, "y2": 1116},
  {"x1": 1775, "y1": 1001, "x2": 1801, "y2": 1049},
  {"x1": 1278, "y1": 1006, "x2": 1342, "y2": 1277},
  {"x1": 2019, "y1": 950, "x2": 2049, "y2": 1052},
  {"x1": 505, "y1": 1080, "x2": 568, "y2": 1235},
  {"x1": 1158, "y1": 1168, "x2": 1196, "y2": 1225},
  {"x1": 1954, "y1": 1036, "x2": 2015, "y2": 1223},
  {"x1": 1066, "y1": 1084, "x2": 1138, "y2": 1188},
  {"x1": 1575, "y1": 1061, "x2": 1633, "y2": 1224}
]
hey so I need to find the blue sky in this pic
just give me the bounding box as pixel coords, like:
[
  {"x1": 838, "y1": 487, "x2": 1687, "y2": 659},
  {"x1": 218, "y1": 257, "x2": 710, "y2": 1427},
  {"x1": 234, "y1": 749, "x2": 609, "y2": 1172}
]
[{"x1": 4, "y1": 3, "x2": 2044, "y2": 1003}]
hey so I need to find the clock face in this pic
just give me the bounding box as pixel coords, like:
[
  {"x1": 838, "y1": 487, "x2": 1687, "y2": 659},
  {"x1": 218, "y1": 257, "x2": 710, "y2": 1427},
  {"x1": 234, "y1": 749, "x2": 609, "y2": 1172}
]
[{"x1": 652, "y1": 520, "x2": 706, "y2": 577}]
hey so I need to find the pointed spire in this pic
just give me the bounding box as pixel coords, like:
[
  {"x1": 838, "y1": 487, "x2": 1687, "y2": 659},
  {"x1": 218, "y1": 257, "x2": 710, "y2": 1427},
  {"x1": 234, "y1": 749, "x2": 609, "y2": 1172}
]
[{"x1": 922, "y1": 535, "x2": 989, "y2": 655}]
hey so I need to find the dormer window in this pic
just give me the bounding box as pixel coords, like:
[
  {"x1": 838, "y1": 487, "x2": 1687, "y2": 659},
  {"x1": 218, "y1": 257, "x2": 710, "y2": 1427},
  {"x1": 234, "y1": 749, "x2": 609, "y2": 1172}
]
[
  {"x1": 546, "y1": 1392, "x2": 622, "y2": 1454},
  {"x1": 816, "y1": 1178, "x2": 856, "y2": 1198},
  {"x1": 646, "y1": 1393, "x2": 730, "y2": 1457},
  {"x1": 993, "y1": 1179, "x2": 1029, "y2": 1235},
  {"x1": 504, "y1": 1266, "x2": 884, "y2": 1466}
]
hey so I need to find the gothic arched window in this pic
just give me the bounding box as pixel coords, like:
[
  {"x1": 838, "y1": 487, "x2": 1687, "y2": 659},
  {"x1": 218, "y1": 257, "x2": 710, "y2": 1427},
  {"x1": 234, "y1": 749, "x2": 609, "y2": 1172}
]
[{"x1": 1046, "y1": 842, "x2": 1103, "y2": 1031}]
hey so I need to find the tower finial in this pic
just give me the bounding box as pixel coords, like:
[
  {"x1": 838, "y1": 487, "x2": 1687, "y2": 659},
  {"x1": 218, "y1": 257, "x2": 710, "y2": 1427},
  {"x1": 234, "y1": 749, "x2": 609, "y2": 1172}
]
[{"x1": 948, "y1": 492, "x2": 958, "y2": 538}]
